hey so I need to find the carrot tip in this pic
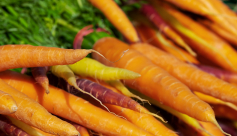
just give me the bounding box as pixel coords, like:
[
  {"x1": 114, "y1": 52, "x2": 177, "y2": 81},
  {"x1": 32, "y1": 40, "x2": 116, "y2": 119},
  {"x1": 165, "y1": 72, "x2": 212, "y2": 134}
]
[
  {"x1": 45, "y1": 89, "x2": 50, "y2": 94},
  {"x1": 11, "y1": 106, "x2": 18, "y2": 113}
]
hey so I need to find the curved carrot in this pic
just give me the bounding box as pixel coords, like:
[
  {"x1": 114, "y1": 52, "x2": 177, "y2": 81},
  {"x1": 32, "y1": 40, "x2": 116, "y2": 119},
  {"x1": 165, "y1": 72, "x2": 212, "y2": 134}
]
[
  {"x1": 31, "y1": 67, "x2": 49, "y2": 94},
  {"x1": 88, "y1": 0, "x2": 140, "y2": 43},
  {"x1": 140, "y1": 4, "x2": 196, "y2": 56},
  {"x1": 92, "y1": 37, "x2": 214, "y2": 123},
  {"x1": 0, "y1": 44, "x2": 93, "y2": 71},
  {"x1": 0, "y1": 76, "x2": 78, "y2": 136},
  {"x1": 105, "y1": 104, "x2": 178, "y2": 136},
  {"x1": 131, "y1": 43, "x2": 237, "y2": 107},
  {"x1": 135, "y1": 24, "x2": 199, "y2": 64},
  {"x1": 0, "y1": 70, "x2": 154, "y2": 136},
  {"x1": 0, "y1": 90, "x2": 17, "y2": 115},
  {"x1": 68, "y1": 57, "x2": 141, "y2": 80}
]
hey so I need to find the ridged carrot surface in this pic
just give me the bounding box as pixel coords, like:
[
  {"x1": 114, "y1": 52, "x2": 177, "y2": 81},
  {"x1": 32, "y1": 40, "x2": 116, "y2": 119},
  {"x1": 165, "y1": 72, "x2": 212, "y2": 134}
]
[
  {"x1": 92, "y1": 37, "x2": 214, "y2": 122},
  {"x1": 0, "y1": 71, "x2": 154, "y2": 136}
]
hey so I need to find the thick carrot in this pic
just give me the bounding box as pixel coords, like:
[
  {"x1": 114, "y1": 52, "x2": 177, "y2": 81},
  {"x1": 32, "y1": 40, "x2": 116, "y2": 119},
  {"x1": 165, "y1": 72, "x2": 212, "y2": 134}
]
[
  {"x1": 0, "y1": 90, "x2": 17, "y2": 115},
  {"x1": 0, "y1": 44, "x2": 93, "y2": 71},
  {"x1": 105, "y1": 104, "x2": 178, "y2": 136},
  {"x1": 6, "y1": 116, "x2": 44, "y2": 136},
  {"x1": 160, "y1": 4, "x2": 237, "y2": 72},
  {"x1": 31, "y1": 67, "x2": 49, "y2": 94},
  {"x1": 88, "y1": 0, "x2": 140, "y2": 43},
  {"x1": 92, "y1": 37, "x2": 214, "y2": 123},
  {"x1": 0, "y1": 76, "x2": 78, "y2": 136},
  {"x1": 131, "y1": 43, "x2": 237, "y2": 106},
  {"x1": 140, "y1": 4, "x2": 196, "y2": 56},
  {"x1": 48, "y1": 73, "x2": 164, "y2": 121},
  {"x1": 0, "y1": 115, "x2": 30, "y2": 136},
  {"x1": 135, "y1": 24, "x2": 199, "y2": 64},
  {"x1": 194, "y1": 91, "x2": 237, "y2": 111},
  {"x1": 191, "y1": 63, "x2": 237, "y2": 86},
  {"x1": 68, "y1": 57, "x2": 141, "y2": 80},
  {"x1": 0, "y1": 70, "x2": 154, "y2": 136}
]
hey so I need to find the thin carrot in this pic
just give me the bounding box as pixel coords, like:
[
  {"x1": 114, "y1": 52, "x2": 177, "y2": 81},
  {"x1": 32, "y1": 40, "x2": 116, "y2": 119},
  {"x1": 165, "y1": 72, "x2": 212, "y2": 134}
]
[
  {"x1": 0, "y1": 90, "x2": 17, "y2": 115},
  {"x1": 0, "y1": 76, "x2": 78, "y2": 136},
  {"x1": 135, "y1": 24, "x2": 199, "y2": 64},
  {"x1": 31, "y1": 67, "x2": 49, "y2": 94},
  {"x1": 140, "y1": 4, "x2": 196, "y2": 56},
  {"x1": 198, "y1": 121, "x2": 225, "y2": 136},
  {"x1": 0, "y1": 70, "x2": 155, "y2": 136},
  {"x1": 0, "y1": 115, "x2": 30, "y2": 136},
  {"x1": 88, "y1": 0, "x2": 140, "y2": 43},
  {"x1": 0, "y1": 44, "x2": 94, "y2": 71},
  {"x1": 68, "y1": 57, "x2": 141, "y2": 80},
  {"x1": 92, "y1": 37, "x2": 215, "y2": 123},
  {"x1": 191, "y1": 63, "x2": 237, "y2": 86},
  {"x1": 105, "y1": 104, "x2": 178, "y2": 136},
  {"x1": 131, "y1": 43, "x2": 237, "y2": 107},
  {"x1": 48, "y1": 73, "x2": 164, "y2": 122},
  {"x1": 212, "y1": 104, "x2": 237, "y2": 121},
  {"x1": 6, "y1": 116, "x2": 45, "y2": 136},
  {"x1": 70, "y1": 123, "x2": 90, "y2": 136},
  {"x1": 193, "y1": 91, "x2": 237, "y2": 111},
  {"x1": 159, "y1": 3, "x2": 237, "y2": 72}
]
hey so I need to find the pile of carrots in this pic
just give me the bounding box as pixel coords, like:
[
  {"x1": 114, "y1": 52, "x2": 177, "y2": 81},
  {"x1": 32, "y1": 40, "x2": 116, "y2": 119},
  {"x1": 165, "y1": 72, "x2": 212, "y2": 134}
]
[{"x1": 1, "y1": 0, "x2": 237, "y2": 136}]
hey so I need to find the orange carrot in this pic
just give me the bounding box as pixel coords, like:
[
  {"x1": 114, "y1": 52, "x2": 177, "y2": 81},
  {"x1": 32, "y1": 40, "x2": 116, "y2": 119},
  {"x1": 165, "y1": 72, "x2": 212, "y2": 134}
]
[
  {"x1": 0, "y1": 44, "x2": 94, "y2": 71},
  {"x1": 160, "y1": 4, "x2": 237, "y2": 72},
  {"x1": 70, "y1": 123, "x2": 90, "y2": 136},
  {"x1": 105, "y1": 104, "x2": 178, "y2": 136},
  {"x1": 140, "y1": 4, "x2": 196, "y2": 56},
  {"x1": 0, "y1": 115, "x2": 30, "y2": 136},
  {"x1": 0, "y1": 75, "x2": 78, "y2": 136},
  {"x1": 0, "y1": 90, "x2": 17, "y2": 115},
  {"x1": 131, "y1": 42, "x2": 237, "y2": 106},
  {"x1": 212, "y1": 104, "x2": 237, "y2": 121},
  {"x1": 92, "y1": 37, "x2": 214, "y2": 123},
  {"x1": 198, "y1": 121, "x2": 225, "y2": 136},
  {"x1": 88, "y1": 0, "x2": 139, "y2": 43},
  {"x1": 31, "y1": 67, "x2": 49, "y2": 94},
  {"x1": 135, "y1": 24, "x2": 199, "y2": 63},
  {"x1": 0, "y1": 70, "x2": 154, "y2": 136}
]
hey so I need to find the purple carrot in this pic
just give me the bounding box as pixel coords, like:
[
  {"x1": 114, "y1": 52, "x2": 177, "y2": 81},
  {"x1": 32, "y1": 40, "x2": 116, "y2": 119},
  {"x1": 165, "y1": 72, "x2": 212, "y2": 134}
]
[
  {"x1": 0, "y1": 115, "x2": 30, "y2": 136},
  {"x1": 31, "y1": 67, "x2": 50, "y2": 94}
]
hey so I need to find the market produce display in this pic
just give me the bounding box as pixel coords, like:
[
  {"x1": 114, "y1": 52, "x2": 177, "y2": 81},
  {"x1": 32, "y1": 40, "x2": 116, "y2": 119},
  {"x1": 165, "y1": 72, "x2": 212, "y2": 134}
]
[{"x1": 1, "y1": 0, "x2": 237, "y2": 135}]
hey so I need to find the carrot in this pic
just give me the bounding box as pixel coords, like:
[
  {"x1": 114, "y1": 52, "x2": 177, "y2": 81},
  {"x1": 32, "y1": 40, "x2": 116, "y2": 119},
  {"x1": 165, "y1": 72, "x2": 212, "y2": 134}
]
[
  {"x1": 106, "y1": 80, "x2": 148, "y2": 103},
  {"x1": 48, "y1": 73, "x2": 164, "y2": 122},
  {"x1": 105, "y1": 104, "x2": 178, "y2": 136},
  {"x1": 159, "y1": 3, "x2": 237, "y2": 72},
  {"x1": 0, "y1": 90, "x2": 17, "y2": 115},
  {"x1": 68, "y1": 57, "x2": 141, "y2": 80},
  {"x1": 131, "y1": 43, "x2": 237, "y2": 107},
  {"x1": 0, "y1": 44, "x2": 95, "y2": 71},
  {"x1": 212, "y1": 104, "x2": 237, "y2": 121},
  {"x1": 193, "y1": 91, "x2": 237, "y2": 111},
  {"x1": 198, "y1": 121, "x2": 225, "y2": 136},
  {"x1": 135, "y1": 24, "x2": 199, "y2": 64},
  {"x1": 31, "y1": 67, "x2": 49, "y2": 94},
  {"x1": 0, "y1": 115, "x2": 30, "y2": 136},
  {"x1": 128, "y1": 88, "x2": 215, "y2": 136},
  {"x1": 6, "y1": 116, "x2": 45, "y2": 136},
  {"x1": 191, "y1": 63, "x2": 237, "y2": 86},
  {"x1": 88, "y1": 0, "x2": 140, "y2": 43},
  {"x1": 0, "y1": 70, "x2": 155, "y2": 136},
  {"x1": 70, "y1": 123, "x2": 90, "y2": 136},
  {"x1": 140, "y1": 4, "x2": 196, "y2": 56},
  {"x1": 0, "y1": 76, "x2": 78, "y2": 136},
  {"x1": 92, "y1": 37, "x2": 214, "y2": 123}
]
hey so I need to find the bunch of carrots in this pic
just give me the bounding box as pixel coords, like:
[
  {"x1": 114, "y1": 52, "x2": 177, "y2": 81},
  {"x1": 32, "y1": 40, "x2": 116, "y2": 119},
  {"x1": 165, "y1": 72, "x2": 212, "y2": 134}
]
[{"x1": 1, "y1": 0, "x2": 237, "y2": 136}]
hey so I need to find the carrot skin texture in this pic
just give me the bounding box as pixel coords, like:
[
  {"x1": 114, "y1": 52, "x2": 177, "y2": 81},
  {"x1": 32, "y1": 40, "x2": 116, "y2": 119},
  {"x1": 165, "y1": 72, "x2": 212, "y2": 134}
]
[
  {"x1": 131, "y1": 43, "x2": 237, "y2": 105},
  {"x1": 31, "y1": 67, "x2": 50, "y2": 94},
  {"x1": 0, "y1": 75, "x2": 78, "y2": 136},
  {"x1": 105, "y1": 104, "x2": 178, "y2": 136},
  {"x1": 0, "y1": 90, "x2": 17, "y2": 114},
  {"x1": 0, "y1": 45, "x2": 92, "y2": 71},
  {"x1": 92, "y1": 37, "x2": 214, "y2": 122},
  {"x1": 88, "y1": 0, "x2": 139, "y2": 43},
  {"x1": 0, "y1": 71, "x2": 154, "y2": 136},
  {"x1": 0, "y1": 115, "x2": 30, "y2": 136},
  {"x1": 68, "y1": 57, "x2": 141, "y2": 80},
  {"x1": 70, "y1": 123, "x2": 90, "y2": 136}
]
